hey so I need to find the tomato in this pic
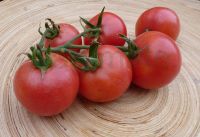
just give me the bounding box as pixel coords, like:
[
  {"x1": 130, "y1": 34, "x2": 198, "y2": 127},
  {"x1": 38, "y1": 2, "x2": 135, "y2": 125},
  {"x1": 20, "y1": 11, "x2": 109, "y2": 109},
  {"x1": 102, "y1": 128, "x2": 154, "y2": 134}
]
[
  {"x1": 135, "y1": 7, "x2": 180, "y2": 40},
  {"x1": 45, "y1": 23, "x2": 82, "y2": 58},
  {"x1": 79, "y1": 45, "x2": 132, "y2": 102},
  {"x1": 13, "y1": 54, "x2": 79, "y2": 116},
  {"x1": 84, "y1": 12, "x2": 127, "y2": 46},
  {"x1": 131, "y1": 31, "x2": 181, "y2": 89}
]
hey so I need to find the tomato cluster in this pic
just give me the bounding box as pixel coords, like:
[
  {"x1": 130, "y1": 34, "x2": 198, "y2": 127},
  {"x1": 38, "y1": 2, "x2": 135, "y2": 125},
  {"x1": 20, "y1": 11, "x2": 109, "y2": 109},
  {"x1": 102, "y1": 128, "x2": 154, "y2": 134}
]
[{"x1": 14, "y1": 7, "x2": 181, "y2": 116}]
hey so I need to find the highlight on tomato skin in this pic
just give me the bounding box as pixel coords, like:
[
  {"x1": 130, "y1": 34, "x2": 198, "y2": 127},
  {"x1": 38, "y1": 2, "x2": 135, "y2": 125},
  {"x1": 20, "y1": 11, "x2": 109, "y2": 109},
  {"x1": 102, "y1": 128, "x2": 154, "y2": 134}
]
[
  {"x1": 135, "y1": 7, "x2": 180, "y2": 40},
  {"x1": 84, "y1": 12, "x2": 127, "y2": 46},
  {"x1": 13, "y1": 54, "x2": 79, "y2": 116},
  {"x1": 131, "y1": 31, "x2": 182, "y2": 89}
]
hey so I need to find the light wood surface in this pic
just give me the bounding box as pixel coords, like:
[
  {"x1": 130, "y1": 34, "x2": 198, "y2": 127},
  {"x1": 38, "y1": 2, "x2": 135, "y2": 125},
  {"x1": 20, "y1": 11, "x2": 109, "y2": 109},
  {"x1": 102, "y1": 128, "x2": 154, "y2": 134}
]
[{"x1": 0, "y1": 0, "x2": 200, "y2": 137}]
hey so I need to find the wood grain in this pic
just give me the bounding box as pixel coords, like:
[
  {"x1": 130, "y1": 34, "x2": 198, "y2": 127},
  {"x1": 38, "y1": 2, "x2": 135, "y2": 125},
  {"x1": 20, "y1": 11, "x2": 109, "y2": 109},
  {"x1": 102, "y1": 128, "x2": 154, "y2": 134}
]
[{"x1": 0, "y1": 0, "x2": 200, "y2": 137}]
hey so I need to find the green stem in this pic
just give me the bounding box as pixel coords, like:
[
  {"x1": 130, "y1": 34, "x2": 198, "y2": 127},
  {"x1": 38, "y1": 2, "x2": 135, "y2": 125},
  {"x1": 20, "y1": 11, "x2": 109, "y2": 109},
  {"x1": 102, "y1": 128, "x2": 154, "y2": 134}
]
[
  {"x1": 38, "y1": 35, "x2": 45, "y2": 48},
  {"x1": 63, "y1": 44, "x2": 89, "y2": 49},
  {"x1": 48, "y1": 44, "x2": 89, "y2": 52},
  {"x1": 40, "y1": 27, "x2": 100, "y2": 52},
  {"x1": 63, "y1": 28, "x2": 100, "y2": 47},
  {"x1": 46, "y1": 28, "x2": 100, "y2": 51},
  {"x1": 50, "y1": 47, "x2": 83, "y2": 56},
  {"x1": 50, "y1": 46, "x2": 100, "y2": 71},
  {"x1": 50, "y1": 44, "x2": 129, "y2": 54}
]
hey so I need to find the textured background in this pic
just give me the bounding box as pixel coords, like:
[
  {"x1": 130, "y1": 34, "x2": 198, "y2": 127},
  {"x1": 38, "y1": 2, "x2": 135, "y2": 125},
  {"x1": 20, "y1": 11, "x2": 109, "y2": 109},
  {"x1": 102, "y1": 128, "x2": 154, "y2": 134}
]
[{"x1": 0, "y1": 0, "x2": 200, "y2": 137}]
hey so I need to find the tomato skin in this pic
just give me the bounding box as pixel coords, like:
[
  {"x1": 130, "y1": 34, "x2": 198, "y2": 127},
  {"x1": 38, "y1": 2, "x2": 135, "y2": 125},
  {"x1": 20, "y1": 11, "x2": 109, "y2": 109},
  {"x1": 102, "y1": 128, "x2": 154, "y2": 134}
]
[
  {"x1": 45, "y1": 23, "x2": 82, "y2": 58},
  {"x1": 13, "y1": 54, "x2": 79, "y2": 116},
  {"x1": 132, "y1": 31, "x2": 181, "y2": 89},
  {"x1": 135, "y1": 7, "x2": 180, "y2": 40},
  {"x1": 84, "y1": 12, "x2": 127, "y2": 46},
  {"x1": 79, "y1": 45, "x2": 132, "y2": 102}
]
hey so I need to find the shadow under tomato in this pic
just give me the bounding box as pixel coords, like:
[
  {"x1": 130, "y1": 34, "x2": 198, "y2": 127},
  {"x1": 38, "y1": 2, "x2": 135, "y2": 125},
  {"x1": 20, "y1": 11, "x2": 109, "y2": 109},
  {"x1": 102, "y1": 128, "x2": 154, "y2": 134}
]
[{"x1": 77, "y1": 84, "x2": 158, "y2": 106}]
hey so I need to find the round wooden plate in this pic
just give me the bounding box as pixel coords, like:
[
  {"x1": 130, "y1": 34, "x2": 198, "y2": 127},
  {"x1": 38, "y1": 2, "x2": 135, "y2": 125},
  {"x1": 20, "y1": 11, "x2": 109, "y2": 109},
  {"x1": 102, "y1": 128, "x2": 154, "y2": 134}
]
[{"x1": 0, "y1": 0, "x2": 200, "y2": 137}]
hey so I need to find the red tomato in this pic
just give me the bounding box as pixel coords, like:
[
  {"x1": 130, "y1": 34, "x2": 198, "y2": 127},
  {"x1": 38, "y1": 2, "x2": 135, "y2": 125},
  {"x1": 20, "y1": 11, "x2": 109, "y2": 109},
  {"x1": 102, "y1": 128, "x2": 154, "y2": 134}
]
[
  {"x1": 14, "y1": 54, "x2": 79, "y2": 116},
  {"x1": 79, "y1": 45, "x2": 132, "y2": 102},
  {"x1": 45, "y1": 23, "x2": 82, "y2": 58},
  {"x1": 132, "y1": 31, "x2": 181, "y2": 89},
  {"x1": 84, "y1": 12, "x2": 127, "y2": 46},
  {"x1": 135, "y1": 7, "x2": 180, "y2": 40}
]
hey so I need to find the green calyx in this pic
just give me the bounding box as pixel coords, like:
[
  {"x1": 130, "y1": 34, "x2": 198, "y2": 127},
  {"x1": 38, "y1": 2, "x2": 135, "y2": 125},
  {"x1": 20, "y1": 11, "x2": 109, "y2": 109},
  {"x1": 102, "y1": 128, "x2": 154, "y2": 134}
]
[
  {"x1": 38, "y1": 18, "x2": 60, "y2": 39},
  {"x1": 80, "y1": 7, "x2": 105, "y2": 39},
  {"x1": 119, "y1": 34, "x2": 140, "y2": 59},
  {"x1": 27, "y1": 45, "x2": 52, "y2": 74}
]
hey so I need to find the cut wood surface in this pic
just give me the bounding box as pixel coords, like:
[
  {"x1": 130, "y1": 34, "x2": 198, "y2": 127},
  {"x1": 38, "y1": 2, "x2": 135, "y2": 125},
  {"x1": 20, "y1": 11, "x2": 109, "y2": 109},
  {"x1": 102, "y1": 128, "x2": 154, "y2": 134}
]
[{"x1": 0, "y1": 0, "x2": 200, "y2": 137}]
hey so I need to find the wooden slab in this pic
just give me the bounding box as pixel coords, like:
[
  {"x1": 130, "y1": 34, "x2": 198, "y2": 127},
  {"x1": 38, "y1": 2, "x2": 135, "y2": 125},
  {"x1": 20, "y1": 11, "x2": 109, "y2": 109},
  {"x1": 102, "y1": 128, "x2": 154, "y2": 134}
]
[{"x1": 0, "y1": 0, "x2": 200, "y2": 137}]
